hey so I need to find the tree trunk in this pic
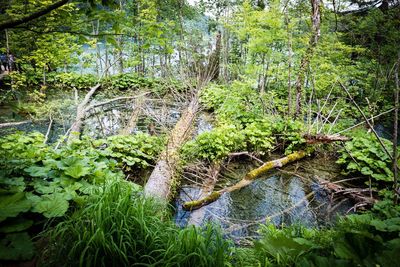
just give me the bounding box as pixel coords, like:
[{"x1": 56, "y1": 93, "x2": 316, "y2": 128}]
[
  {"x1": 295, "y1": 0, "x2": 321, "y2": 118},
  {"x1": 144, "y1": 97, "x2": 199, "y2": 200},
  {"x1": 68, "y1": 84, "x2": 101, "y2": 140},
  {"x1": 207, "y1": 31, "x2": 222, "y2": 81},
  {"x1": 183, "y1": 150, "x2": 309, "y2": 211},
  {"x1": 119, "y1": 97, "x2": 144, "y2": 135},
  {"x1": 394, "y1": 54, "x2": 399, "y2": 202}
]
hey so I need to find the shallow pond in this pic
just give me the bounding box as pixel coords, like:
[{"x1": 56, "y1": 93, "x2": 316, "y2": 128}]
[{"x1": 174, "y1": 156, "x2": 354, "y2": 240}]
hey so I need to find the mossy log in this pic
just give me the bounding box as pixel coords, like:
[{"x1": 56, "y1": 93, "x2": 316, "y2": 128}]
[{"x1": 182, "y1": 150, "x2": 309, "y2": 211}]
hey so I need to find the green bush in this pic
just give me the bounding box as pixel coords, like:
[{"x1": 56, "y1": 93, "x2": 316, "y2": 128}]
[
  {"x1": 337, "y1": 131, "x2": 399, "y2": 182},
  {"x1": 103, "y1": 73, "x2": 155, "y2": 90},
  {"x1": 181, "y1": 125, "x2": 246, "y2": 161},
  {"x1": 42, "y1": 181, "x2": 232, "y2": 267},
  {"x1": 55, "y1": 73, "x2": 97, "y2": 89}
]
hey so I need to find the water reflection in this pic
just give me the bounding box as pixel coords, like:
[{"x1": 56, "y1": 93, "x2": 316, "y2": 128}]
[{"x1": 175, "y1": 169, "x2": 353, "y2": 239}]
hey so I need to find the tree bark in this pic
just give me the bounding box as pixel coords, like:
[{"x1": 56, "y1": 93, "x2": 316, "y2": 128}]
[
  {"x1": 144, "y1": 97, "x2": 199, "y2": 200},
  {"x1": 394, "y1": 54, "x2": 399, "y2": 202},
  {"x1": 119, "y1": 97, "x2": 144, "y2": 135},
  {"x1": 295, "y1": 0, "x2": 321, "y2": 118},
  {"x1": 182, "y1": 150, "x2": 309, "y2": 211},
  {"x1": 68, "y1": 84, "x2": 101, "y2": 140}
]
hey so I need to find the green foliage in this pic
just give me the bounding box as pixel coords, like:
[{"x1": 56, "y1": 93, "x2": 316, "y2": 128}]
[
  {"x1": 201, "y1": 81, "x2": 264, "y2": 126},
  {"x1": 181, "y1": 116, "x2": 305, "y2": 162},
  {"x1": 105, "y1": 133, "x2": 164, "y2": 171},
  {"x1": 55, "y1": 73, "x2": 97, "y2": 90},
  {"x1": 0, "y1": 131, "x2": 161, "y2": 260},
  {"x1": 249, "y1": 197, "x2": 400, "y2": 266},
  {"x1": 337, "y1": 131, "x2": 398, "y2": 182},
  {"x1": 103, "y1": 73, "x2": 155, "y2": 90},
  {"x1": 182, "y1": 125, "x2": 246, "y2": 161},
  {"x1": 42, "y1": 181, "x2": 232, "y2": 267}
]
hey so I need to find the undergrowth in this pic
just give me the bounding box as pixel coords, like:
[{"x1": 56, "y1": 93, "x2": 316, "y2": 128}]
[{"x1": 41, "y1": 181, "x2": 232, "y2": 267}]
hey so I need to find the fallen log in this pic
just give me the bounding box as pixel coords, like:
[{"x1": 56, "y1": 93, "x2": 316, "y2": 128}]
[
  {"x1": 304, "y1": 134, "x2": 351, "y2": 144},
  {"x1": 119, "y1": 97, "x2": 144, "y2": 135},
  {"x1": 144, "y1": 97, "x2": 199, "y2": 200},
  {"x1": 187, "y1": 162, "x2": 221, "y2": 226},
  {"x1": 0, "y1": 120, "x2": 32, "y2": 128},
  {"x1": 182, "y1": 150, "x2": 309, "y2": 211},
  {"x1": 68, "y1": 84, "x2": 101, "y2": 141}
]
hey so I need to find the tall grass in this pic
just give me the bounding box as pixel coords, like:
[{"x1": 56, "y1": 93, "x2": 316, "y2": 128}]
[{"x1": 41, "y1": 181, "x2": 231, "y2": 267}]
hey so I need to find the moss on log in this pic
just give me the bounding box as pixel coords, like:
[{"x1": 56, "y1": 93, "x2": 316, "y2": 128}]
[{"x1": 182, "y1": 150, "x2": 309, "y2": 211}]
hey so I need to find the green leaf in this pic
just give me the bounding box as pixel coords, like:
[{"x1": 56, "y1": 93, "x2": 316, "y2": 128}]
[
  {"x1": 0, "y1": 193, "x2": 31, "y2": 222},
  {"x1": 0, "y1": 232, "x2": 34, "y2": 260},
  {"x1": 64, "y1": 163, "x2": 90, "y2": 179},
  {"x1": 32, "y1": 193, "x2": 69, "y2": 218},
  {"x1": 0, "y1": 218, "x2": 33, "y2": 233},
  {"x1": 24, "y1": 165, "x2": 50, "y2": 177}
]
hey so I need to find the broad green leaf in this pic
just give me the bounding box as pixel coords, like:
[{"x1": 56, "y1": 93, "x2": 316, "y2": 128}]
[
  {"x1": 0, "y1": 218, "x2": 33, "y2": 233},
  {"x1": 64, "y1": 163, "x2": 90, "y2": 179},
  {"x1": 32, "y1": 193, "x2": 69, "y2": 218},
  {"x1": 0, "y1": 232, "x2": 34, "y2": 260},
  {"x1": 24, "y1": 165, "x2": 50, "y2": 177},
  {"x1": 0, "y1": 193, "x2": 31, "y2": 222}
]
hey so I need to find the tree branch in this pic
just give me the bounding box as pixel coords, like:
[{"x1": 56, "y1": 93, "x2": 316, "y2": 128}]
[{"x1": 0, "y1": 0, "x2": 69, "y2": 31}]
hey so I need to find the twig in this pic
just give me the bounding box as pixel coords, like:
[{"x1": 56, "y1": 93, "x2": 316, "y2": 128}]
[
  {"x1": 43, "y1": 115, "x2": 53, "y2": 144},
  {"x1": 335, "y1": 108, "x2": 395, "y2": 134},
  {"x1": 228, "y1": 151, "x2": 264, "y2": 164},
  {"x1": 339, "y1": 81, "x2": 393, "y2": 161}
]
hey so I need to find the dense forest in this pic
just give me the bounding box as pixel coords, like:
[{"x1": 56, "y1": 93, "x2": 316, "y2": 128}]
[{"x1": 0, "y1": 0, "x2": 399, "y2": 266}]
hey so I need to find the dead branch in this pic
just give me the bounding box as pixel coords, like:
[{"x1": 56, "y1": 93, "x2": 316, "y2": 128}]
[
  {"x1": 315, "y1": 176, "x2": 377, "y2": 206},
  {"x1": 304, "y1": 133, "x2": 351, "y2": 144},
  {"x1": 0, "y1": 120, "x2": 32, "y2": 128}
]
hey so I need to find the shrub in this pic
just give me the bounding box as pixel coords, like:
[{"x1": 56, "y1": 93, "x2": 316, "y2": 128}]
[{"x1": 337, "y1": 131, "x2": 398, "y2": 182}]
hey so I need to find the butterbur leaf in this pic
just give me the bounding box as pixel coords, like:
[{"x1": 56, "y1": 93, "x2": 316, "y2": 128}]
[
  {"x1": 0, "y1": 193, "x2": 31, "y2": 222},
  {"x1": 64, "y1": 163, "x2": 90, "y2": 179},
  {"x1": 0, "y1": 218, "x2": 33, "y2": 233},
  {"x1": 0, "y1": 232, "x2": 34, "y2": 260},
  {"x1": 32, "y1": 193, "x2": 69, "y2": 218},
  {"x1": 24, "y1": 165, "x2": 50, "y2": 177}
]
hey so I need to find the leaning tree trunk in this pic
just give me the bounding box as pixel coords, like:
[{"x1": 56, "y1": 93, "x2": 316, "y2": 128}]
[
  {"x1": 68, "y1": 84, "x2": 101, "y2": 141},
  {"x1": 119, "y1": 97, "x2": 144, "y2": 135},
  {"x1": 144, "y1": 97, "x2": 199, "y2": 200},
  {"x1": 144, "y1": 31, "x2": 222, "y2": 201},
  {"x1": 295, "y1": 0, "x2": 321, "y2": 118}
]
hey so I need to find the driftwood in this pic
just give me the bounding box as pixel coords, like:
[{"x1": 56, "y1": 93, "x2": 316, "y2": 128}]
[
  {"x1": 303, "y1": 134, "x2": 351, "y2": 144},
  {"x1": 144, "y1": 97, "x2": 199, "y2": 200},
  {"x1": 182, "y1": 150, "x2": 309, "y2": 211},
  {"x1": 315, "y1": 176, "x2": 377, "y2": 206},
  {"x1": 68, "y1": 84, "x2": 101, "y2": 140},
  {"x1": 187, "y1": 162, "x2": 221, "y2": 226},
  {"x1": 119, "y1": 97, "x2": 144, "y2": 135},
  {"x1": 68, "y1": 84, "x2": 146, "y2": 140},
  {"x1": 0, "y1": 120, "x2": 32, "y2": 128}
]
